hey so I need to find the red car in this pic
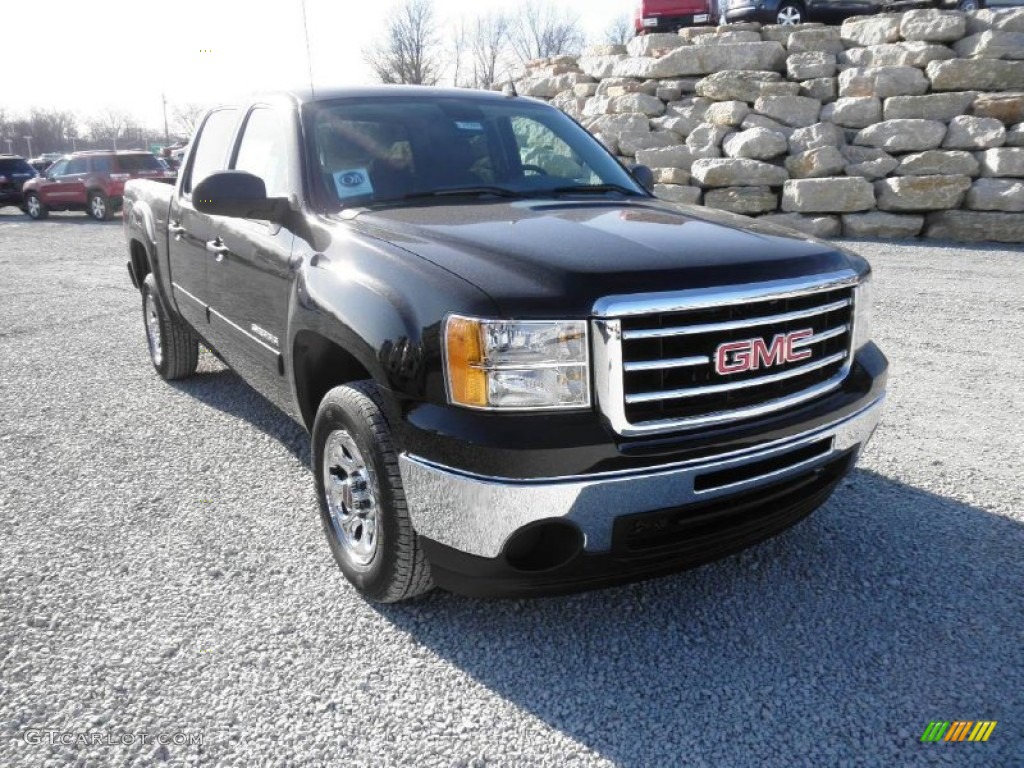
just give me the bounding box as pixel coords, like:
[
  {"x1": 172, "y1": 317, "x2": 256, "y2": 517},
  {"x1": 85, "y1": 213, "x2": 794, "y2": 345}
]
[
  {"x1": 635, "y1": 0, "x2": 716, "y2": 33},
  {"x1": 21, "y1": 150, "x2": 175, "y2": 221}
]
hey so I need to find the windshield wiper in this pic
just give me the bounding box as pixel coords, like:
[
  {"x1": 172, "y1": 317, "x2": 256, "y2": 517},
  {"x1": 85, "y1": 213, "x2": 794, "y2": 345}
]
[
  {"x1": 399, "y1": 186, "x2": 525, "y2": 200},
  {"x1": 548, "y1": 183, "x2": 642, "y2": 197}
]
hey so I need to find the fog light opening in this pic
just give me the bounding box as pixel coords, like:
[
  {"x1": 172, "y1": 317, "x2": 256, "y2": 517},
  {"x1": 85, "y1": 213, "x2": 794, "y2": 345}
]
[{"x1": 503, "y1": 520, "x2": 584, "y2": 573}]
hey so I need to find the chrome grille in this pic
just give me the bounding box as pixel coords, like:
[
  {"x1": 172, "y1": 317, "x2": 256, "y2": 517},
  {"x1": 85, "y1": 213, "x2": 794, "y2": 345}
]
[{"x1": 592, "y1": 271, "x2": 860, "y2": 437}]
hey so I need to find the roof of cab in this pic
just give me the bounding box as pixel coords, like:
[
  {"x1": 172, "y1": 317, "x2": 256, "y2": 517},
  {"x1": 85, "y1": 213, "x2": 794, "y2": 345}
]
[{"x1": 243, "y1": 84, "x2": 525, "y2": 109}]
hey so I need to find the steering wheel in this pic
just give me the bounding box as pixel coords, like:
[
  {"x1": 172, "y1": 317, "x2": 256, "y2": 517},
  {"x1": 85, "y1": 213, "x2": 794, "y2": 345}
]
[{"x1": 522, "y1": 164, "x2": 549, "y2": 176}]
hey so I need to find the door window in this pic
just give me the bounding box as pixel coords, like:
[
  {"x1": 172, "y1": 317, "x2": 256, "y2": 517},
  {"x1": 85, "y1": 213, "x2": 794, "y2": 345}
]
[
  {"x1": 46, "y1": 160, "x2": 68, "y2": 178},
  {"x1": 65, "y1": 158, "x2": 88, "y2": 175},
  {"x1": 185, "y1": 108, "x2": 239, "y2": 193},
  {"x1": 234, "y1": 107, "x2": 291, "y2": 198},
  {"x1": 90, "y1": 156, "x2": 114, "y2": 173}
]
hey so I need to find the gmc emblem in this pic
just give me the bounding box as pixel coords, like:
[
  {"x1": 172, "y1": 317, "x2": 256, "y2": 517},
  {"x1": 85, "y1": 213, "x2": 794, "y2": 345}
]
[{"x1": 715, "y1": 329, "x2": 813, "y2": 376}]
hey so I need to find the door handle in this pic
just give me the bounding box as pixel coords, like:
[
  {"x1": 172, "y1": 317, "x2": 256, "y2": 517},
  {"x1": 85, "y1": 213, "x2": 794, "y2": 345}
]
[
  {"x1": 169, "y1": 222, "x2": 186, "y2": 238},
  {"x1": 206, "y1": 239, "x2": 230, "y2": 262}
]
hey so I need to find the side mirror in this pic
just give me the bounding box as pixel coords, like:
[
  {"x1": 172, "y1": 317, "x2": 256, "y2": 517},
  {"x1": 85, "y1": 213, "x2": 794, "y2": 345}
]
[
  {"x1": 192, "y1": 170, "x2": 289, "y2": 221},
  {"x1": 629, "y1": 164, "x2": 655, "y2": 193}
]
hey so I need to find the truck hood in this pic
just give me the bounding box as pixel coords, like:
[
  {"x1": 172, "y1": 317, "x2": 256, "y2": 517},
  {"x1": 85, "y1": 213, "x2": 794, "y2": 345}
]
[{"x1": 344, "y1": 199, "x2": 865, "y2": 317}]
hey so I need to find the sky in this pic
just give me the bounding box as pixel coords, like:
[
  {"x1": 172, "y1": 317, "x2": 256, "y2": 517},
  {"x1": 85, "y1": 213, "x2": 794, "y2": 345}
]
[{"x1": 2, "y1": 0, "x2": 629, "y2": 131}]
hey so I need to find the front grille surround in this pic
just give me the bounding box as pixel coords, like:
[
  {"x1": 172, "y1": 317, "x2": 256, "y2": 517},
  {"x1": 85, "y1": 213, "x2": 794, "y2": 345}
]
[{"x1": 592, "y1": 270, "x2": 861, "y2": 437}]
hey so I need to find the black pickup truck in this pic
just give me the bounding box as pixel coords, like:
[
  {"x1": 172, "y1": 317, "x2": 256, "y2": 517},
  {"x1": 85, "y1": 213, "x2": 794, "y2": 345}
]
[{"x1": 122, "y1": 86, "x2": 887, "y2": 602}]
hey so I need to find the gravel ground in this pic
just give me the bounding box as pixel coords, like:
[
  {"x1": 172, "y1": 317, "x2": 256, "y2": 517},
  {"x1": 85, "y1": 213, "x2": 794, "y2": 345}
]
[{"x1": 0, "y1": 208, "x2": 1021, "y2": 767}]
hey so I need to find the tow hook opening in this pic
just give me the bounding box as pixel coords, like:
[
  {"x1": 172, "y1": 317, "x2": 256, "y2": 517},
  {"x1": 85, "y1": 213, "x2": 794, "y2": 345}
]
[{"x1": 503, "y1": 520, "x2": 584, "y2": 573}]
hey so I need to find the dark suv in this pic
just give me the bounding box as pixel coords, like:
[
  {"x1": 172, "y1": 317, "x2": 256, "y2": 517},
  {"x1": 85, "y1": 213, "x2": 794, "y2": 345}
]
[
  {"x1": 722, "y1": 0, "x2": 937, "y2": 25},
  {"x1": 21, "y1": 150, "x2": 175, "y2": 221},
  {"x1": 0, "y1": 155, "x2": 38, "y2": 210}
]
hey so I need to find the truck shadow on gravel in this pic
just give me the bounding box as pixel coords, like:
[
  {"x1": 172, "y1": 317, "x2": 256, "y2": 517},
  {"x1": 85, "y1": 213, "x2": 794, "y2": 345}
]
[
  {"x1": 374, "y1": 471, "x2": 1023, "y2": 766},
  {"x1": 169, "y1": 367, "x2": 311, "y2": 465}
]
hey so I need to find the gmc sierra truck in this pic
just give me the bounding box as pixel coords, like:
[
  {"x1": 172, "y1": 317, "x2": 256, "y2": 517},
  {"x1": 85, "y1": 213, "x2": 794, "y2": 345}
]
[{"x1": 122, "y1": 87, "x2": 887, "y2": 602}]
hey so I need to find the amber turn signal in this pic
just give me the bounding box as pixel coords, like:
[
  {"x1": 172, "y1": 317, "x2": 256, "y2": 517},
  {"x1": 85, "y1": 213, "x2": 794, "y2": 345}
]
[{"x1": 445, "y1": 316, "x2": 488, "y2": 407}]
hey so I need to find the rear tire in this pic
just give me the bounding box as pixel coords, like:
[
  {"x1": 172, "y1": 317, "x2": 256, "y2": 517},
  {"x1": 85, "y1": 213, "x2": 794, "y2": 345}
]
[
  {"x1": 312, "y1": 381, "x2": 434, "y2": 603},
  {"x1": 776, "y1": 2, "x2": 804, "y2": 24},
  {"x1": 142, "y1": 275, "x2": 199, "y2": 380},
  {"x1": 88, "y1": 191, "x2": 113, "y2": 221},
  {"x1": 24, "y1": 193, "x2": 48, "y2": 220}
]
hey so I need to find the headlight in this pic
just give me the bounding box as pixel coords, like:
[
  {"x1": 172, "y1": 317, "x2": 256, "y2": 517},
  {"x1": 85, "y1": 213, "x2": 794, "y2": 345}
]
[
  {"x1": 444, "y1": 315, "x2": 590, "y2": 410},
  {"x1": 853, "y1": 274, "x2": 872, "y2": 351}
]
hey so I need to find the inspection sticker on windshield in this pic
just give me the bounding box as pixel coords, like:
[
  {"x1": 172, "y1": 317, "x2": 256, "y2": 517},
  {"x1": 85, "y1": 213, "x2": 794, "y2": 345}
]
[
  {"x1": 455, "y1": 121, "x2": 484, "y2": 132},
  {"x1": 333, "y1": 168, "x2": 373, "y2": 199}
]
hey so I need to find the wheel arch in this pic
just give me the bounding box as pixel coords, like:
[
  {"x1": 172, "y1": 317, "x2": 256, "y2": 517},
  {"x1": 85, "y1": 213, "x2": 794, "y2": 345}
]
[
  {"x1": 776, "y1": 0, "x2": 807, "y2": 17},
  {"x1": 129, "y1": 238, "x2": 151, "y2": 290},
  {"x1": 292, "y1": 330, "x2": 376, "y2": 430}
]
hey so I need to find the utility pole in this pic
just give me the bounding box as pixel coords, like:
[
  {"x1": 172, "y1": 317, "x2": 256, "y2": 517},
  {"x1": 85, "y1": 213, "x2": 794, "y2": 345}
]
[
  {"x1": 162, "y1": 92, "x2": 170, "y2": 147},
  {"x1": 24, "y1": 136, "x2": 33, "y2": 157},
  {"x1": 3, "y1": 137, "x2": 12, "y2": 153}
]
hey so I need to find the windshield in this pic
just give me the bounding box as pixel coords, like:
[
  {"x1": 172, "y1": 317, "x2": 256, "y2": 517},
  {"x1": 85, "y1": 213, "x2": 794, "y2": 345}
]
[
  {"x1": 116, "y1": 154, "x2": 164, "y2": 172},
  {"x1": 305, "y1": 96, "x2": 646, "y2": 210}
]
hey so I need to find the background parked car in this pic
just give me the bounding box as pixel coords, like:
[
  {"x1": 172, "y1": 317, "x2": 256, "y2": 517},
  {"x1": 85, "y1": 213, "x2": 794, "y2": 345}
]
[
  {"x1": 635, "y1": 0, "x2": 716, "y2": 33},
  {"x1": 21, "y1": 150, "x2": 176, "y2": 221},
  {"x1": 721, "y1": 0, "x2": 937, "y2": 25},
  {"x1": 950, "y1": 0, "x2": 1022, "y2": 10},
  {"x1": 28, "y1": 153, "x2": 63, "y2": 174},
  {"x1": 0, "y1": 155, "x2": 38, "y2": 210}
]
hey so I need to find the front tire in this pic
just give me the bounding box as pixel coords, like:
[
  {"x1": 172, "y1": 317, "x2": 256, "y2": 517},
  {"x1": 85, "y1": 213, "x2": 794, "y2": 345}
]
[
  {"x1": 24, "y1": 193, "x2": 48, "y2": 220},
  {"x1": 142, "y1": 275, "x2": 199, "y2": 380},
  {"x1": 312, "y1": 382, "x2": 433, "y2": 603},
  {"x1": 88, "y1": 191, "x2": 113, "y2": 221}
]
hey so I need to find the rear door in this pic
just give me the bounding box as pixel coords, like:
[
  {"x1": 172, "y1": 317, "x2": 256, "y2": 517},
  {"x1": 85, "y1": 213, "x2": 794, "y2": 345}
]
[
  {"x1": 206, "y1": 104, "x2": 296, "y2": 402},
  {"x1": 167, "y1": 107, "x2": 240, "y2": 331}
]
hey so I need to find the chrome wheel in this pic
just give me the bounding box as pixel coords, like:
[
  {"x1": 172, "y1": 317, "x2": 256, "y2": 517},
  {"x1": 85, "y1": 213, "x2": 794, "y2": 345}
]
[
  {"x1": 90, "y1": 194, "x2": 106, "y2": 220},
  {"x1": 26, "y1": 195, "x2": 41, "y2": 218},
  {"x1": 777, "y1": 5, "x2": 802, "y2": 24},
  {"x1": 323, "y1": 429, "x2": 379, "y2": 567},
  {"x1": 144, "y1": 291, "x2": 163, "y2": 367}
]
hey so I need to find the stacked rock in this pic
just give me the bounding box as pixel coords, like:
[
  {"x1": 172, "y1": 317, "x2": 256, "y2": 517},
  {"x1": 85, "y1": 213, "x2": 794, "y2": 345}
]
[{"x1": 513, "y1": 8, "x2": 1024, "y2": 243}]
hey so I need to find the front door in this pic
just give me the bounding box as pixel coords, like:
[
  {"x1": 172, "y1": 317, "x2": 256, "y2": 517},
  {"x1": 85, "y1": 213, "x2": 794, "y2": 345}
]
[
  {"x1": 35, "y1": 159, "x2": 73, "y2": 207},
  {"x1": 207, "y1": 105, "x2": 296, "y2": 406},
  {"x1": 57, "y1": 156, "x2": 89, "y2": 207}
]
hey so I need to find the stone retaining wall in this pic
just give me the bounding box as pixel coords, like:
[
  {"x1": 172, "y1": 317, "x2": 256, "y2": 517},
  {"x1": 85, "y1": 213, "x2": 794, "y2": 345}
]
[{"x1": 515, "y1": 8, "x2": 1024, "y2": 242}]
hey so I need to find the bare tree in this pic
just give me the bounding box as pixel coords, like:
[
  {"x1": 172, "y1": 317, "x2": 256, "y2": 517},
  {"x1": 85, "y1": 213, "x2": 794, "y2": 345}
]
[
  {"x1": 450, "y1": 16, "x2": 469, "y2": 87},
  {"x1": 509, "y1": 0, "x2": 585, "y2": 65},
  {"x1": 602, "y1": 14, "x2": 634, "y2": 46},
  {"x1": 469, "y1": 12, "x2": 511, "y2": 89},
  {"x1": 365, "y1": 0, "x2": 442, "y2": 85},
  {"x1": 87, "y1": 108, "x2": 135, "y2": 145},
  {"x1": 170, "y1": 102, "x2": 207, "y2": 138}
]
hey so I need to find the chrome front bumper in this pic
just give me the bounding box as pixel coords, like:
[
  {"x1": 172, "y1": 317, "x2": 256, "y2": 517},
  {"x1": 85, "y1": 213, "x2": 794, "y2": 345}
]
[{"x1": 399, "y1": 395, "x2": 885, "y2": 559}]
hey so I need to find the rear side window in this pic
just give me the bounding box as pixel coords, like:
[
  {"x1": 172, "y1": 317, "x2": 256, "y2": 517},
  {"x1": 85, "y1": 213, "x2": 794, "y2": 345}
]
[
  {"x1": 65, "y1": 158, "x2": 88, "y2": 174},
  {"x1": 186, "y1": 108, "x2": 239, "y2": 193},
  {"x1": 90, "y1": 156, "x2": 114, "y2": 173},
  {"x1": 0, "y1": 158, "x2": 35, "y2": 175},
  {"x1": 117, "y1": 154, "x2": 163, "y2": 172},
  {"x1": 233, "y1": 108, "x2": 291, "y2": 198}
]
